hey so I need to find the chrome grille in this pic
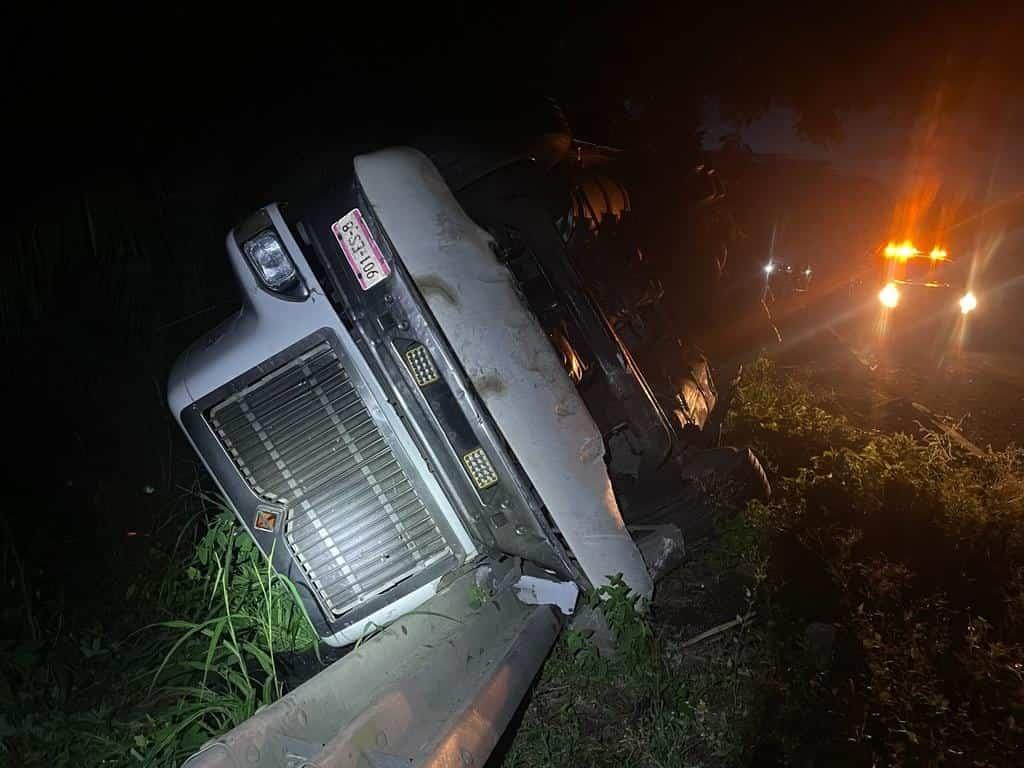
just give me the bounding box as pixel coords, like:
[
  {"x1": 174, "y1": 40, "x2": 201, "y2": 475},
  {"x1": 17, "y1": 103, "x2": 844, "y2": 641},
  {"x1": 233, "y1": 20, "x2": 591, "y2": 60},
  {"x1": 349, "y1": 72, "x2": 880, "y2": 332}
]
[{"x1": 208, "y1": 342, "x2": 454, "y2": 616}]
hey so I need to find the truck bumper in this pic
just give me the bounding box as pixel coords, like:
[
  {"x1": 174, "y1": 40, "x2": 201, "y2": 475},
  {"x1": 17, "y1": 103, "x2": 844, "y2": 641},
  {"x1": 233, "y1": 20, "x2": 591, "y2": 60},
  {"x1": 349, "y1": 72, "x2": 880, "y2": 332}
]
[{"x1": 182, "y1": 563, "x2": 559, "y2": 768}]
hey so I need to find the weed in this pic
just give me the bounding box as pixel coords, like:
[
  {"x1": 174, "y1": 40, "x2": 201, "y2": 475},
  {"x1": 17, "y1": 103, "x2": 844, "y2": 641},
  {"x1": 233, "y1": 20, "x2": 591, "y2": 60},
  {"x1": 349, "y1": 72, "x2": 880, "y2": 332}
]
[
  {"x1": 505, "y1": 573, "x2": 763, "y2": 767},
  {"x1": 726, "y1": 357, "x2": 862, "y2": 450},
  {"x1": 588, "y1": 574, "x2": 655, "y2": 674},
  {"x1": 726, "y1": 356, "x2": 1024, "y2": 765},
  {"x1": 469, "y1": 583, "x2": 492, "y2": 610},
  {"x1": 0, "y1": 493, "x2": 317, "y2": 767}
]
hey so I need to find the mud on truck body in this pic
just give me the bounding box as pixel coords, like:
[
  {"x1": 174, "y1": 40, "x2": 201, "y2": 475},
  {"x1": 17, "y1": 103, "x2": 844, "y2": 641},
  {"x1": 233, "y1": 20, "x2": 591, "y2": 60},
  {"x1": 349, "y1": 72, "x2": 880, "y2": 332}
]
[{"x1": 171, "y1": 136, "x2": 764, "y2": 767}]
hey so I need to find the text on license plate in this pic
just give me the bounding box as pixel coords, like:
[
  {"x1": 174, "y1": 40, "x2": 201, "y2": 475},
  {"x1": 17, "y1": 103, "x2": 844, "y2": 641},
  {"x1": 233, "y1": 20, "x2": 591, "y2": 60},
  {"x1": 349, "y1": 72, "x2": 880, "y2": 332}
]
[{"x1": 331, "y1": 209, "x2": 391, "y2": 291}]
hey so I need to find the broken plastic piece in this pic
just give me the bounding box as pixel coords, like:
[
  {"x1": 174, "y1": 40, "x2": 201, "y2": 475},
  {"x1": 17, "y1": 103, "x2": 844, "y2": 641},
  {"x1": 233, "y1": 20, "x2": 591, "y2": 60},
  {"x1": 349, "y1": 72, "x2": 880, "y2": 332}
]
[{"x1": 513, "y1": 575, "x2": 579, "y2": 615}]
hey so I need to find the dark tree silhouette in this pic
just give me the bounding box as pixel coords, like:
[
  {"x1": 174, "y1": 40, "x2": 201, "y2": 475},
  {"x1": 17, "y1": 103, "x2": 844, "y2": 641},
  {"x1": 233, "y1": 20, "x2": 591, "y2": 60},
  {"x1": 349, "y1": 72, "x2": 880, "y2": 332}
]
[{"x1": 546, "y1": 3, "x2": 1022, "y2": 147}]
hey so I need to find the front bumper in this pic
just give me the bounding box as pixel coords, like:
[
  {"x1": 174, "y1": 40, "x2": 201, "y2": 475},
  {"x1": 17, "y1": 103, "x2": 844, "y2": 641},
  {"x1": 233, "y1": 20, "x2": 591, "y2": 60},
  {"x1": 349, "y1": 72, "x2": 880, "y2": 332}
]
[{"x1": 182, "y1": 562, "x2": 560, "y2": 768}]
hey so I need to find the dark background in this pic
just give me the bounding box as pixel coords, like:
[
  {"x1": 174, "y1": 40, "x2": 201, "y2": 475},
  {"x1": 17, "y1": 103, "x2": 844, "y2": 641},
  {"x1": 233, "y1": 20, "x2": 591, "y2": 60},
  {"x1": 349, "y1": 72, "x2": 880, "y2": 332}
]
[{"x1": 5, "y1": 2, "x2": 1022, "y2": 602}]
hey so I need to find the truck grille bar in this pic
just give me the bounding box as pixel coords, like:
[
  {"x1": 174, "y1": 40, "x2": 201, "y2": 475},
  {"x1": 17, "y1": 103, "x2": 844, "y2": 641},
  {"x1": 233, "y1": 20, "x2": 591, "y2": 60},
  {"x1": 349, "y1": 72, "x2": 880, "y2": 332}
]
[{"x1": 208, "y1": 342, "x2": 454, "y2": 617}]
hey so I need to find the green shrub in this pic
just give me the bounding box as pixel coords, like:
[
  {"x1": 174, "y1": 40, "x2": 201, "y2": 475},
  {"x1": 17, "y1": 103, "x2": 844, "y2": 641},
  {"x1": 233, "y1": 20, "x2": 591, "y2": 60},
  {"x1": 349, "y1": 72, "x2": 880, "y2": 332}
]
[{"x1": 728, "y1": 357, "x2": 1024, "y2": 765}]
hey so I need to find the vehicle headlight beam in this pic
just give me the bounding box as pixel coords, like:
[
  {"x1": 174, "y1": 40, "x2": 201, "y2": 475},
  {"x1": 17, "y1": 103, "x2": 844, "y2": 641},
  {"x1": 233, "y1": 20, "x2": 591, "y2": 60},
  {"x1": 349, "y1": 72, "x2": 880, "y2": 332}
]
[{"x1": 879, "y1": 282, "x2": 900, "y2": 308}]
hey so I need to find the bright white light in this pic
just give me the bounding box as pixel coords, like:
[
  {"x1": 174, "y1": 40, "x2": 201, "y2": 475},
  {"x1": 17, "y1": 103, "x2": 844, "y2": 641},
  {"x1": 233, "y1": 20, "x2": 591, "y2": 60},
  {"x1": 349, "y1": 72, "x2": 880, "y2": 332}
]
[
  {"x1": 804, "y1": 268, "x2": 812, "y2": 276},
  {"x1": 959, "y1": 292, "x2": 977, "y2": 314},
  {"x1": 879, "y1": 282, "x2": 900, "y2": 308},
  {"x1": 764, "y1": 262, "x2": 775, "y2": 274}
]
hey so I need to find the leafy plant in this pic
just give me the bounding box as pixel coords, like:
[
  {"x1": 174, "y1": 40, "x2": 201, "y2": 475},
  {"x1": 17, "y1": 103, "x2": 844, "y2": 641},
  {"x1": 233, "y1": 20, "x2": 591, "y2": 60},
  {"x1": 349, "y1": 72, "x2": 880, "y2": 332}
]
[
  {"x1": 0, "y1": 492, "x2": 318, "y2": 767},
  {"x1": 589, "y1": 574, "x2": 655, "y2": 674},
  {"x1": 726, "y1": 356, "x2": 1024, "y2": 765},
  {"x1": 139, "y1": 501, "x2": 317, "y2": 764},
  {"x1": 468, "y1": 583, "x2": 491, "y2": 610},
  {"x1": 504, "y1": 572, "x2": 763, "y2": 767}
]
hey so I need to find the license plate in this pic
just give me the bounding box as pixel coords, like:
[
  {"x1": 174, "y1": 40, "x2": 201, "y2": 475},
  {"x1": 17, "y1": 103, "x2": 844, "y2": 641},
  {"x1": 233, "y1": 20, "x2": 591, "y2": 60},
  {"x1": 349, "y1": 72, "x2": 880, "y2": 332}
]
[{"x1": 331, "y1": 209, "x2": 391, "y2": 291}]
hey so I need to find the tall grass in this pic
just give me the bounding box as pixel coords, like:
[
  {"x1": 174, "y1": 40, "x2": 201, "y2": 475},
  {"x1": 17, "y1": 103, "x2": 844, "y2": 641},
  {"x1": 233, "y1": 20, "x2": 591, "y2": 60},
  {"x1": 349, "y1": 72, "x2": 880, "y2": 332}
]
[
  {"x1": 0, "y1": 493, "x2": 318, "y2": 767},
  {"x1": 140, "y1": 500, "x2": 317, "y2": 763}
]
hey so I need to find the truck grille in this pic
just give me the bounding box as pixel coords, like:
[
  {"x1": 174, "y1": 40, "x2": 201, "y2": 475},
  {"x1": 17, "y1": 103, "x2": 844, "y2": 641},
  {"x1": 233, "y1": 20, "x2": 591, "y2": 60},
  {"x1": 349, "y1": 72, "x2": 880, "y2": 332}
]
[{"x1": 208, "y1": 342, "x2": 454, "y2": 616}]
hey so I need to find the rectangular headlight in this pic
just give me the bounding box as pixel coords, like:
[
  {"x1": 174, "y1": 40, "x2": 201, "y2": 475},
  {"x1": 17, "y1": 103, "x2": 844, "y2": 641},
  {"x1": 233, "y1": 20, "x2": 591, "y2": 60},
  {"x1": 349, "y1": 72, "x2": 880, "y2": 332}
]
[
  {"x1": 462, "y1": 447, "x2": 499, "y2": 490},
  {"x1": 243, "y1": 231, "x2": 299, "y2": 291},
  {"x1": 404, "y1": 344, "x2": 440, "y2": 387}
]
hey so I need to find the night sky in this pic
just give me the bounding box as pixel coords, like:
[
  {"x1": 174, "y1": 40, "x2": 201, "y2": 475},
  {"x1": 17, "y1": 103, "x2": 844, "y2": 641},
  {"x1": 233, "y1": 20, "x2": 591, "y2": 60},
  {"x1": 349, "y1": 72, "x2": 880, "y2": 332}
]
[{"x1": 9, "y1": 5, "x2": 1021, "y2": 214}]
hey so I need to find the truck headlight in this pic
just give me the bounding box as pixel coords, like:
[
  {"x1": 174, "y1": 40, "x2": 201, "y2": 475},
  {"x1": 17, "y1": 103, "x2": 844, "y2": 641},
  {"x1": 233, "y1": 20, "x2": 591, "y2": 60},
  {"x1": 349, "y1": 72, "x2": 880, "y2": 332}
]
[
  {"x1": 243, "y1": 231, "x2": 299, "y2": 291},
  {"x1": 879, "y1": 282, "x2": 900, "y2": 308},
  {"x1": 959, "y1": 292, "x2": 977, "y2": 314}
]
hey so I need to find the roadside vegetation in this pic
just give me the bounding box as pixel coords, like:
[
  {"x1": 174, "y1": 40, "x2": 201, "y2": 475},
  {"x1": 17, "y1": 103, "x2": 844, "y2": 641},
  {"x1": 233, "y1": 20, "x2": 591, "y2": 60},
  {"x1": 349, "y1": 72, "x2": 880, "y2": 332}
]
[
  {"x1": 3, "y1": 357, "x2": 1021, "y2": 766},
  {"x1": 503, "y1": 357, "x2": 1023, "y2": 766},
  {"x1": 502, "y1": 570, "x2": 765, "y2": 767},
  {"x1": 0, "y1": 499, "x2": 316, "y2": 766},
  {"x1": 728, "y1": 358, "x2": 1024, "y2": 764}
]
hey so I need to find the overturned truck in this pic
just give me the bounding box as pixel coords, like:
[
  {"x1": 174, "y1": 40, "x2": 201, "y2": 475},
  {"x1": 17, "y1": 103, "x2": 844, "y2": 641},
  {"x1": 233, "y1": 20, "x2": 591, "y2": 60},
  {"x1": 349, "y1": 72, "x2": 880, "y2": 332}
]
[{"x1": 170, "y1": 136, "x2": 766, "y2": 767}]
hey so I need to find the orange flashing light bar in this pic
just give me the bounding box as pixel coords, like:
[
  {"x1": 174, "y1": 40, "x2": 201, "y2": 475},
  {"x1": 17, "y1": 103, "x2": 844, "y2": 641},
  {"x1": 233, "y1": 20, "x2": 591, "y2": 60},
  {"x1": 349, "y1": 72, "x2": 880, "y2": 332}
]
[
  {"x1": 883, "y1": 241, "x2": 949, "y2": 262},
  {"x1": 884, "y1": 241, "x2": 919, "y2": 261}
]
